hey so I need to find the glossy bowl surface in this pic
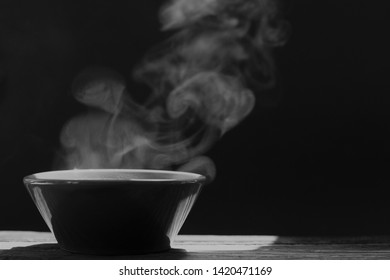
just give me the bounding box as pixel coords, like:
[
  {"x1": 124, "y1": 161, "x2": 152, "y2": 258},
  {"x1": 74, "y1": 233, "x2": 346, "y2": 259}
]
[{"x1": 24, "y1": 169, "x2": 205, "y2": 255}]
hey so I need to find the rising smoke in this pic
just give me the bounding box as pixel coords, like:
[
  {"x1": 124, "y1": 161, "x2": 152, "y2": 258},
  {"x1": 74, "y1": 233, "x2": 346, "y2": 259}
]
[{"x1": 59, "y1": 0, "x2": 289, "y2": 181}]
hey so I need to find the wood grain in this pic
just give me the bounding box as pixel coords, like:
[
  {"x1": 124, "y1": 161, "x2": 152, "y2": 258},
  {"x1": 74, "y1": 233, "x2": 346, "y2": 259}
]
[{"x1": 1, "y1": 231, "x2": 390, "y2": 259}]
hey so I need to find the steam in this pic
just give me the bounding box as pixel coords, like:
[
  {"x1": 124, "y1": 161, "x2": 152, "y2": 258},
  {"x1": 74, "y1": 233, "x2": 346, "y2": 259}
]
[{"x1": 59, "y1": 0, "x2": 289, "y2": 181}]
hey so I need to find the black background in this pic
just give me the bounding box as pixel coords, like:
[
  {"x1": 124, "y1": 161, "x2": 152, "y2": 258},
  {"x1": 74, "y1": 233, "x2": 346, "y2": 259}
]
[{"x1": 1, "y1": 0, "x2": 390, "y2": 235}]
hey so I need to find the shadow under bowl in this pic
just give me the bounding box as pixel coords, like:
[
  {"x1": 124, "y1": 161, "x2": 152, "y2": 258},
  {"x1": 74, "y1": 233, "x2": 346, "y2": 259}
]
[{"x1": 23, "y1": 169, "x2": 205, "y2": 255}]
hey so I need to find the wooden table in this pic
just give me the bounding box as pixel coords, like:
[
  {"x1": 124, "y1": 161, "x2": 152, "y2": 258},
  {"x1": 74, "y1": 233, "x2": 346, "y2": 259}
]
[{"x1": 1, "y1": 231, "x2": 390, "y2": 259}]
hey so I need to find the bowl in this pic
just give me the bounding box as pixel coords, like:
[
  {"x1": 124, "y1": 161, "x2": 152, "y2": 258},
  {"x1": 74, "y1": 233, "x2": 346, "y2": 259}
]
[{"x1": 23, "y1": 169, "x2": 205, "y2": 255}]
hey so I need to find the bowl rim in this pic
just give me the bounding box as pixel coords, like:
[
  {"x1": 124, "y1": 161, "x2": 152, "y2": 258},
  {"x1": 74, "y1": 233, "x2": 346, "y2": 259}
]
[{"x1": 23, "y1": 169, "x2": 206, "y2": 185}]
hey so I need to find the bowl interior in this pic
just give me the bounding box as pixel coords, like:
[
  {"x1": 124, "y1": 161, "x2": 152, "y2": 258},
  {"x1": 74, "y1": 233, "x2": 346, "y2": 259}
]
[{"x1": 26, "y1": 169, "x2": 205, "y2": 182}]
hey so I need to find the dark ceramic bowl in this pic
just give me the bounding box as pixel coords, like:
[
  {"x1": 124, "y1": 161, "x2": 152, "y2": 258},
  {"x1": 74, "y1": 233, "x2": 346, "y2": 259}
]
[{"x1": 23, "y1": 169, "x2": 205, "y2": 255}]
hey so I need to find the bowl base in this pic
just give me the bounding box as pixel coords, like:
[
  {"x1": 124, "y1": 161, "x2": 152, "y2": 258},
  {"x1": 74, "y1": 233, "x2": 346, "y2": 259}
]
[{"x1": 59, "y1": 245, "x2": 171, "y2": 256}]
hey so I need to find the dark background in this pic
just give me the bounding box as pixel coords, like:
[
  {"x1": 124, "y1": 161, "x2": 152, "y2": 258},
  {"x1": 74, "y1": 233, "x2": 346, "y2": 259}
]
[{"x1": 1, "y1": 0, "x2": 390, "y2": 235}]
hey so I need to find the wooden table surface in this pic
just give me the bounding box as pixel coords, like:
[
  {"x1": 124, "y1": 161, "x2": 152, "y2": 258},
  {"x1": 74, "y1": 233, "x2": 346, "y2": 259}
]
[{"x1": 1, "y1": 231, "x2": 390, "y2": 259}]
